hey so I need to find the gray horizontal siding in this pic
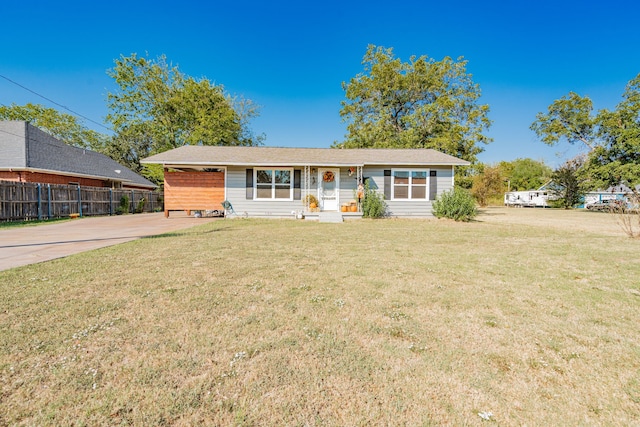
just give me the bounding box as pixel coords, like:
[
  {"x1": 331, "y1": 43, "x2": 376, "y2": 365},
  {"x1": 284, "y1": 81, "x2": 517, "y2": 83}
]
[
  {"x1": 225, "y1": 166, "x2": 303, "y2": 217},
  {"x1": 224, "y1": 165, "x2": 454, "y2": 218},
  {"x1": 434, "y1": 167, "x2": 454, "y2": 196},
  {"x1": 385, "y1": 200, "x2": 434, "y2": 217},
  {"x1": 338, "y1": 167, "x2": 360, "y2": 205},
  {"x1": 363, "y1": 166, "x2": 454, "y2": 218}
]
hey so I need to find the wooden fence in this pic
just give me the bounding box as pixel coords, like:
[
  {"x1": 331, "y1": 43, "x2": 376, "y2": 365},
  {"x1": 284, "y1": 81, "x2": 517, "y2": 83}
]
[{"x1": 0, "y1": 180, "x2": 163, "y2": 222}]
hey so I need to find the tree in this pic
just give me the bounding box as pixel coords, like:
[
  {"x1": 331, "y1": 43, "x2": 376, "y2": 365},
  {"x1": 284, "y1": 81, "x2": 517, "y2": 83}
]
[
  {"x1": 336, "y1": 45, "x2": 491, "y2": 163},
  {"x1": 530, "y1": 92, "x2": 598, "y2": 151},
  {"x1": 0, "y1": 103, "x2": 106, "y2": 149},
  {"x1": 550, "y1": 158, "x2": 587, "y2": 209},
  {"x1": 471, "y1": 165, "x2": 504, "y2": 207},
  {"x1": 498, "y1": 158, "x2": 552, "y2": 191},
  {"x1": 583, "y1": 74, "x2": 640, "y2": 189},
  {"x1": 105, "y1": 53, "x2": 263, "y2": 175},
  {"x1": 531, "y1": 73, "x2": 640, "y2": 189}
]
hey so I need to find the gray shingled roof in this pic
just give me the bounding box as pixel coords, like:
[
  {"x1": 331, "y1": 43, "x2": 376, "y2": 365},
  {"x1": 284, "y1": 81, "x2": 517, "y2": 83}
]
[
  {"x1": 142, "y1": 145, "x2": 470, "y2": 167},
  {"x1": 0, "y1": 121, "x2": 156, "y2": 188}
]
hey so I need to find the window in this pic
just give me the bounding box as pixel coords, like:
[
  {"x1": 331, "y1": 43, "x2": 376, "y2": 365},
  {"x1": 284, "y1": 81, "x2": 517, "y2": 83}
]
[
  {"x1": 392, "y1": 169, "x2": 428, "y2": 200},
  {"x1": 255, "y1": 168, "x2": 293, "y2": 199}
]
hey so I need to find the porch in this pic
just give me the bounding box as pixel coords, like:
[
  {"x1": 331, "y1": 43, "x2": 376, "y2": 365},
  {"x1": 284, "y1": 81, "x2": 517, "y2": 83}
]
[
  {"x1": 302, "y1": 165, "x2": 364, "y2": 214},
  {"x1": 303, "y1": 210, "x2": 363, "y2": 222}
]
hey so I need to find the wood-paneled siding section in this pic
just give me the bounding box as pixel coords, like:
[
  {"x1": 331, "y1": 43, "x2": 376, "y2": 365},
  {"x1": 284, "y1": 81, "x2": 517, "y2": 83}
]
[{"x1": 164, "y1": 171, "x2": 225, "y2": 216}]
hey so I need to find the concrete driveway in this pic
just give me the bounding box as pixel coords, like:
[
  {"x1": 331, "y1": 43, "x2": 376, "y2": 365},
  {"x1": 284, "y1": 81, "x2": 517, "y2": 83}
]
[{"x1": 0, "y1": 212, "x2": 217, "y2": 272}]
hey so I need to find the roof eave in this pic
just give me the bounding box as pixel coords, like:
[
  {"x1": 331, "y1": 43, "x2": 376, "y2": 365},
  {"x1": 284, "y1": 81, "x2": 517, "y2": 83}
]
[
  {"x1": 143, "y1": 160, "x2": 469, "y2": 167},
  {"x1": 0, "y1": 167, "x2": 156, "y2": 187}
]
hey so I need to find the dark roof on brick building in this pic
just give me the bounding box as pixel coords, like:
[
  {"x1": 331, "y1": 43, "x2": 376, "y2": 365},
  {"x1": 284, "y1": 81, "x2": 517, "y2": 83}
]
[{"x1": 0, "y1": 121, "x2": 155, "y2": 189}]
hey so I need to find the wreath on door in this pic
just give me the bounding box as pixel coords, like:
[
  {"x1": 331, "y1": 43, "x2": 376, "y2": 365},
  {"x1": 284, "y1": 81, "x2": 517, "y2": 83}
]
[{"x1": 323, "y1": 171, "x2": 335, "y2": 182}]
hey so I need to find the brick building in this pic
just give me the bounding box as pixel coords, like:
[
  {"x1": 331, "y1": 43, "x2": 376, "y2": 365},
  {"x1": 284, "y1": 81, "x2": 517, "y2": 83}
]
[{"x1": 0, "y1": 121, "x2": 155, "y2": 190}]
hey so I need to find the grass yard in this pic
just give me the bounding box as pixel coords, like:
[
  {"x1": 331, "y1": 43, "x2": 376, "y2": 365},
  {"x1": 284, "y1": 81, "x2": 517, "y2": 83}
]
[
  {"x1": 1, "y1": 207, "x2": 639, "y2": 425},
  {"x1": 0, "y1": 218, "x2": 71, "y2": 229}
]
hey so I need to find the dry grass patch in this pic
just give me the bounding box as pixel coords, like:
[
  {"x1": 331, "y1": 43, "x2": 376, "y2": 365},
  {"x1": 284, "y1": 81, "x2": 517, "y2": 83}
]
[{"x1": 1, "y1": 212, "x2": 640, "y2": 425}]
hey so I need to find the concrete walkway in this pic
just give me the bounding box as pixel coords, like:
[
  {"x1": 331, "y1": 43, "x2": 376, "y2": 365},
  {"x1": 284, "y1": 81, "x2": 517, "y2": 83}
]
[{"x1": 0, "y1": 212, "x2": 217, "y2": 272}]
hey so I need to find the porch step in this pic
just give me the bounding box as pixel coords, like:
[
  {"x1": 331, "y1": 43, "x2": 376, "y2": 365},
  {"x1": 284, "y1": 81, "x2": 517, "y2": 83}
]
[{"x1": 318, "y1": 212, "x2": 343, "y2": 223}]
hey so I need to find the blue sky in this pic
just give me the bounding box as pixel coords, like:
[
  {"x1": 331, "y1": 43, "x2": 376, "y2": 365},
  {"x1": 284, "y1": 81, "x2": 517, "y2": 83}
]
[{"x1": 2, "y1": 0, "x2": 639, "y2": 167}]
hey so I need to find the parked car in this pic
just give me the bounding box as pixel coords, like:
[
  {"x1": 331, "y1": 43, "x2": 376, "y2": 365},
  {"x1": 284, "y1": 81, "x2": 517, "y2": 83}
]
[{"x1": 586, "y1": 199, "x2": 624, "y2": 212}]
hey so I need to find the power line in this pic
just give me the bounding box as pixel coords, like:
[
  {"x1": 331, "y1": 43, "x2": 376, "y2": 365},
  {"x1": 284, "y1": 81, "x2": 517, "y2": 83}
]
[{"x1": 0, "y1": 73, "x2": 111, "y2": 131}]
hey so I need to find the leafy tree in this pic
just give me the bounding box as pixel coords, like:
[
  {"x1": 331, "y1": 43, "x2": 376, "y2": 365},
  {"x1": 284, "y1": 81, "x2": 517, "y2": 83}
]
[
  {"x1": 0, "y1": 103, "x2": 106, "y2": 149},
  {"x1": 530, "y1": 92, "x2": 597, "y2": 151},
  {"x1": 336, "y1": 45, "x2": 491, "y2": 163},
  {"x1": 583, "y1": 75, "x2": 640, "y2": 189},
  {"x1": 105, "y1": 53, "x2": 264, "y2": 175},
  {"x1": 471, "y1": 165, "x2": 504, "y2": 207},
  {"x1": 531, "y1": 73, "x2": 640, "y2": 189},
  {"x1": 549, "y1": 158, "x2": 588, "y2": 209},
  {"x1": 498, "y1": 158, "x2": 552, "y2": 191}
]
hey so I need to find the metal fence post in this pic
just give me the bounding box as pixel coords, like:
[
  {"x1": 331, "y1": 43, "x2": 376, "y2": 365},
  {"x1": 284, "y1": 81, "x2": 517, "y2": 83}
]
[
  {"x1": 37, "y1": 183, "x2": 42, "y2": 220},
  {"x1": 77, "y1": 185, "x2": 83, "y2": 217},
  {"x1": 47, "y1": 184, "x2": 52, "y2": 219}
]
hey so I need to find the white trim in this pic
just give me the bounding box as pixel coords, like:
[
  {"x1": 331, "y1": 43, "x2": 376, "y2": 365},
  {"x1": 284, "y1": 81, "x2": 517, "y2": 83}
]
[
  {"x1": 451, "y1": 166, "x2": 455, "y2": 187},
  {"x1": 253, "y1": 167, "x2": 294, "y2": 201},
  {"x1": 390, "y1": 168, "x2": 429, "y2": 201},
  {"x1": 223, "y1": 166, "x2": 228, "y2": 203}
]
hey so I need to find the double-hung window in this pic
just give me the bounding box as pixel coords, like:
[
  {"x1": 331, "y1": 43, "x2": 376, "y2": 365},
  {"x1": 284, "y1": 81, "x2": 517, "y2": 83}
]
[
  {"x1": 255, "y1": 168, "x2": 293, "y2": 200},
  {"x1": 392, "y1": 169, "x2": 428, "y2": 200}
]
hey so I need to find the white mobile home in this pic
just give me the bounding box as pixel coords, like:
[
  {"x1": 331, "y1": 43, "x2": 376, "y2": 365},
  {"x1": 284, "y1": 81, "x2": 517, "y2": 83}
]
[{"x1": 504, "y1": 190, "x2": 554, "y2": 208}]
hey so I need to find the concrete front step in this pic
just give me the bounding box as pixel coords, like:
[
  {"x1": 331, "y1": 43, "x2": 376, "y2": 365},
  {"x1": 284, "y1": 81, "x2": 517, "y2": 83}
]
[{"x1": 318, "y1": 212, "x2": 344, "y2": 223}]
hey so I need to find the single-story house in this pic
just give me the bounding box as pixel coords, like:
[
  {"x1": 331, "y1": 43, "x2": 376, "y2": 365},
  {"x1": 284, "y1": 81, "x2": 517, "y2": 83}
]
[
  {"x1": 581, "y1": 184, "x2": 640, "y2": 209},
  {"x1": 0, "y1": 121, "x2": 156, "y2": 190},
  {"x1": 142, "y1": 145, "x2": 469, "y2": 219}
]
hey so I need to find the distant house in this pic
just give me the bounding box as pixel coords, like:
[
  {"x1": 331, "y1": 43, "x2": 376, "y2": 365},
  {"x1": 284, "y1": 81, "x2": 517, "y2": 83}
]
[
  {"x1": 141, "y1": 145, "x2": 469, "y2": 219},
  {"x1": 0, "y1": 121, "x2": 155, "y2": 190},
  {"x1": 581, "y1": 184, "x2": 640, "y2": 209}
]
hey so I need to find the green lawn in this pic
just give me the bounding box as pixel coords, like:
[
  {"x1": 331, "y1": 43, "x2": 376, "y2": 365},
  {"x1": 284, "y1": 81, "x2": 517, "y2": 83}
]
[
  {"x1": 1, "y1": 210, "x2": 639, "y2": 425},
  {"x1": 0, "y1": 218, "x2": 70, "y2": 229}
]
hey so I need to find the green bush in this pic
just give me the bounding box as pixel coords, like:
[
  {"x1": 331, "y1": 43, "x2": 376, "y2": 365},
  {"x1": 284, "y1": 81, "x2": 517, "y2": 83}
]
[
  {"x1": 362, "y1": 181, "x2": 387, "y2": 218},
  {"x1": 432, "y1": 187, "x2": 478, "y2": 222},
  {"x1": 135, "y1": 197, "x2": 146, "y2": 213},
  {"x1": 116, "y1": 195, "x2": 129, "y2": 215}
]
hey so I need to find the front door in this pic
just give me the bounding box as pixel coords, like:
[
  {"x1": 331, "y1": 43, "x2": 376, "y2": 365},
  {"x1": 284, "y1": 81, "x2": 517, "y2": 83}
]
[{"x1": 319, "y1": 168, "x2": 339, "y2": 211}]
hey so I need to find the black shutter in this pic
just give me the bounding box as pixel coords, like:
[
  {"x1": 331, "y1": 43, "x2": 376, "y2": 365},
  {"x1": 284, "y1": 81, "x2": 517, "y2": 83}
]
[
  {"x1": 384, "y1": 170, "x2": 391, "y2": 200},
  {"x1": 429, "y1": 170, "x2": 437, "y2": 200},
  {"x1": 246, "y1": 169, "x2": 253, "y2": 199},
  {"x1": 293, "y1": 169, "x2": 301, "y2": 200}
]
